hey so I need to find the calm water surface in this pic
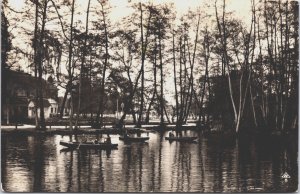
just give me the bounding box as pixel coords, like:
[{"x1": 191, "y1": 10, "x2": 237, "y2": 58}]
[{"x1": 1, "y1": 130, "x2": 298, "y2": 192}]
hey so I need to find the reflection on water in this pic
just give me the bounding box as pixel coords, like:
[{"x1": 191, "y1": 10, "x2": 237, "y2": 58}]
[{"x1": 1, "y1": 130, "x2": 298, "y2": 192}]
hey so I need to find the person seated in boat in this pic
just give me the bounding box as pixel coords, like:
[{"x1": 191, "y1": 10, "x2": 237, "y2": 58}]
[
  {"x1": 125, "y1": 129, "x2": 131, "y2": 137},
  {"x1": 105, "y1": 134, "x2": 111, "y2": 144},
  {"x1": 82, "y1": 135, "x2": 88, "y2": 143},
  {"x1": 94, "y1": 139, "x2": 99, "y2": 144},
  {"x1": 175, "y1": 130, "x2": 182, "y2": 137},
  {"x1": 124, "y1": 129, "x2": 128, "y2": 137},
  {"x1": 169, "y1": 132, "x2": 175, "y2": 137}
]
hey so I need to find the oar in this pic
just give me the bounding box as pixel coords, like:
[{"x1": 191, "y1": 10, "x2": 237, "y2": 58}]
[{"x1": 77, "y1": 142, "x2": 81, "y2": 149}]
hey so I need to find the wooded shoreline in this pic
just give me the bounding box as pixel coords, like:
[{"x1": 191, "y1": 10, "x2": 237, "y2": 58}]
[{"x1": 2, "y1": 123, "x2": 297, "y2": 139}]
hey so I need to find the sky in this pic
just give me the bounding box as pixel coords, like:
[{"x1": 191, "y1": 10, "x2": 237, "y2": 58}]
[
  {"x1": 7, "y1": 0, "x2": 252, "y2": 25},
  {"x1": 6, "y1": 0, "x2": 253, "y2": 101}
]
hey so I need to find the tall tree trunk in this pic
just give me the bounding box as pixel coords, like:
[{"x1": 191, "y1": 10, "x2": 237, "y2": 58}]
[
  {"x1": 67, "y1": 0, "x2": 75, "y2": 130},
  {"x1": 257, "y1": 17, "x2": 267, "y2": 126},
  {"x1": 137, "y1": 3, "x2": 152, "y2": 127},
  {"x1": 172, "y1": 31, "x2": 179, "y2": 123},
  {"x1": 89, "y1": 55, "x2": 93, "y2": 120},
  {"x1": 163, "y1": 103, "x2": 171, "y2": 124},
  {"x1": 215, "y1": 0, "x2": 238, "y2": 131},
  {"x1": 198, "y1": 26, "x2": 210, "y2": 126},
  {"x1": 249, "y1": 0, "x2": 258, "y2": 127},
  {"x1": 158, "y1": 27, "x2": 164, "y2": 126},
  {"x1": 137, "y1": 2, "x2": 145, "y2": 127},
  {"x1": 116, "y1": 63, "x2": 144, "y2": 128},
  {"x1": 137, "y1": 3, "x2": 145, "y2": 127},
  {"x1": 37, "y1": 0, "x2": 49, "y2": 130},
  {"x1": 75, "y1": 0, "x2": 91, "y2": 129},
  {"x1": 99, "y1": 2, "x2": 109, "y2": 127},
  {"x1": 59, "y1": 88, "x2": 69, "y2": 118},
  {"x1": 145, "y1": 40, "x2": 158, "y2": 124},
  {"x1": 33, "y1": 0, "x2": 40, "y2": 129},
  {"x1": 184, "y1": 15, "x2": 201, "y2": 123},
  {"x1": 178, "y1": 37, "x2": 183, "y2": 127}
]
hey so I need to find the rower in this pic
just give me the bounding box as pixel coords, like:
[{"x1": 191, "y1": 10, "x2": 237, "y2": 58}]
[
  {"x1": 82, "y1": 135, "x2": 88, "y2": 143},
  {"x1": 169, "y1": 131, "x2": 175, "y2": 137},
  {"x1": 105, "y1": 134, "x2": 111, "y2": 144}
]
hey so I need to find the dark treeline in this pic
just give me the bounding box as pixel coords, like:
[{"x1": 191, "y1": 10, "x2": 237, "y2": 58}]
[{"x1": 2, "y1": 0, "x2": 298, "y2": 133}]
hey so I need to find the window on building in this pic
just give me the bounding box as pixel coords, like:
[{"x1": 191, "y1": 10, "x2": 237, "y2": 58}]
[
  {"x1": 51, "y1": 108, "x2": 53, "y2": 113},
  {"x1": 16, "y1": 88, "x2": 26, "y2": 96}
]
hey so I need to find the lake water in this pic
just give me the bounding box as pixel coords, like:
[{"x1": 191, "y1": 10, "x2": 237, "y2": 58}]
[{"x1": 1, "y1": 130, "x2": 298, "y2": 192}]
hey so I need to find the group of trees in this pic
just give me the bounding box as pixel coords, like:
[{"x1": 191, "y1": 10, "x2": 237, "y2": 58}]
[{"x1": 2, "y1": 0, "x2": 298, "y2": 133}]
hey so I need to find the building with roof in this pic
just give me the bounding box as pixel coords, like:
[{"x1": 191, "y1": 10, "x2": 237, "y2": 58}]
[
  {"x1": 2, "y1": 69, "x2": 58, "y2": 123},
  {"x1": 28, "y1": 98, "x2": 58, "y2": 119}
]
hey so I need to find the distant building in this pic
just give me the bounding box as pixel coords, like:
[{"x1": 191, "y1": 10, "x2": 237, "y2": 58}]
[
  {"x1": 28, "y1": 98, "x2": 59, "y2": 119},
  {"x1": 1, "y1": 69, "x2": 58, "y2": 123}
]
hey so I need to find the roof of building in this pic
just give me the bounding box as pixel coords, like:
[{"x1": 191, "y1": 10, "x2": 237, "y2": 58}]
[
  {"x1": 13, "y1": 97, "x2": 29, "y2": 106},
  {"x1": 3, "y1": 68, "x2": 58, "y2": 92},
  {"x1": 28, "y1": 99, "x2": 53, "y2": 108}
]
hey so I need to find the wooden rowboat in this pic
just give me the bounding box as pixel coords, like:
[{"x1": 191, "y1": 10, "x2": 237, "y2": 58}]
[
  {"x1": 165, "y1": 136, "x2": 197, "y2": 142},
  {"x1": 60, "y1": 141, "x2": 118, "y2": 149},
  {"x1": 119, "y1": 136, "x2": 149, "y2": 142}
]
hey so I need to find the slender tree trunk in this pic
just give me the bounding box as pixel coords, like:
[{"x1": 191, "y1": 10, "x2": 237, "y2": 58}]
[
  {"x1": 215, "y1": 0, "x2": 237, "y2": 129},
  {"x1": 116, "y1": 64, "x2": 144, "y2": 128},
  {"x1": 145, "y1": 41, "x2": 158, "y2": 124},
  {"x1": 37, "y1": 0, "x2": 49, "y2": 130},
  {"x1": 163, "y1": 104, "x2": 171, "y2": 124},
  {"x1": 89, "y1": 55, "x2": 93, "y2": 120},
  {"x1": 172, "y1": 31, "x2": 179, "y2": 123},
  {"x1": 75, "y1": 0, "x2": 91, "y2": 129},
  {"x1": 198, "y1": 27, "x2": 210, "y2": 125},
  {"x1": 70, "y1": 91, "x2": 74, "y2": 131},
  {"x1": 137, "y1": 3, "x2": 151, "y2": 127},
  {"x1": 178, "y1": 37, "x2": 187, "y2": 126},
  {"x1": 249, "y1": 0, "x2": 257, "y2": 127},
  {"x1": 184, "y1": 13, "x2": 200, "y2": 124},
  {"x1": 158, "y1": 27, "x2": 164, "y2": 126},
  {"x1": 178, "y1": 37, "x2": 183, "y2": 127},
  {"x1": 182, "y1": 38, "x2": 188, "y2": 121},
  {"x1": 99, "y1": 2, "x2": 109, "y2": 127},
  {"x1": 257, "y1": 17, "x2": 267, "y2": 126},
  {"x1": 59, "y1": 89, "x2": 69, "y2": 118},
  {"x1": 281, "y1": 1, "x2": 290, "y2": 130},
  {"x1": 33, "y1": 0, "x2": 40, "y2": 129},
  {"x1": 235, "y1": 72, "x2": 244, "y2": 133},
  {"x1": 136, "y1": 3, "x2": 145, "y2": 127},
  {"x1": 67, "y1": 0, "x2": 75, "y2": 130}
]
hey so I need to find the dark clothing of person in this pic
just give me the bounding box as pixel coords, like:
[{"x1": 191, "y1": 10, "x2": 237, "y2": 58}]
[{"x1": 106, "y1": 137, "x2": 111, "y2": 144}]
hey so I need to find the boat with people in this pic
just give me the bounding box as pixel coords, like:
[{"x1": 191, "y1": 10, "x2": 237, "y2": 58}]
[
  {"x1": 165, "y1": 136, "x2": 198, "y2": 142},
  {"x1": 165, "y1": 131, "x2": 198, "y2": 142},
  {"x1": 59, "y1": 141, "x2": 118, "y2": 149},
  {"x1": 119, "y1": 135, "x2": 150, "y2": 142}
]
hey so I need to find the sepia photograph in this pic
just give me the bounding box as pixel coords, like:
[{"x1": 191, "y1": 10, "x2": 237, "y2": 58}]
[{"x1": 1, "y1": 0, "x2": 298, "y2": 192}]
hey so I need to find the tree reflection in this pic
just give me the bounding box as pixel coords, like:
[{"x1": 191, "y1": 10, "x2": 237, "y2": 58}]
[
  {"x1": 1, "y1": 132, "x2": 298, "y2": 192},
  {"x1": 66, "y1": 150, "x2": 73, "y2": 192},
  {"x1": 32, "y1": 134, "x2": 46, "y2": 192}
]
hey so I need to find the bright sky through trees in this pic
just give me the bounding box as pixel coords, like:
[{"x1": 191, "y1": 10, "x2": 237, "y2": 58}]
[{"x1": 6, "y1": 0, "x2": 252, "y2": 102}]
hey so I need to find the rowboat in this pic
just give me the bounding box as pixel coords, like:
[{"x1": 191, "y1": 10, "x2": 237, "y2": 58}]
[
  {"x1": 59, "y1": 141, "x2": 118, "y2": 149},
  {"x1": 119, "y1": 136, "x2": 149, "y2": 142},
  {"x1": 165, "y1": 136, "x2": 198, "y2": 142}
]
